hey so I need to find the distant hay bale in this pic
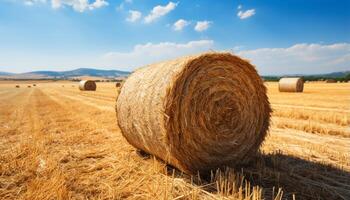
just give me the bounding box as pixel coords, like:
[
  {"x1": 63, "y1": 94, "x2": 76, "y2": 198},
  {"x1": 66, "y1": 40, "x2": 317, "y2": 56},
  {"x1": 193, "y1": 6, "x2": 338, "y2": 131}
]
[
  {"x1": 15, "y1": 85, "x2": 20, "y2": 88},
  {"x1": 116, "y1": 52, "x2": 271, "y2": 174},
  {"x1": 33, "y1": 84, "x2": 36, "y2": 86},
  {"x1": 115, "y1": 82, "x2": 121, "y2": 87},
  {"x1": 79, "y1": 80, "x2": 96, "y2": 91},
  {"x1": 27, "y1": 85, "x2": 31, "y2": 88},
  {"x1": 279, "y1": 77, "x2": 304, "y2": 92},
  {"x1": 326, "y1": 79, "x2": 337, "y2": 83}
]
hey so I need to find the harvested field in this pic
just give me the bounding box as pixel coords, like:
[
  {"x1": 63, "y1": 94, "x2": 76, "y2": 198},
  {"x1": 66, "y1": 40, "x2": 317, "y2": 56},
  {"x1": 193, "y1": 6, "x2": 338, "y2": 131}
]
[{"x1": 0, "y1": 81, "x2": 349, "y2": 200}]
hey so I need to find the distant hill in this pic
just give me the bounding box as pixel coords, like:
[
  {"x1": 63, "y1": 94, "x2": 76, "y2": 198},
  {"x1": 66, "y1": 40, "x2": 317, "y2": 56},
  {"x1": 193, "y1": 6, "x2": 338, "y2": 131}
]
[
  {"x1": 0, "y1": 71, "x2": 14, "y2": 76},
  {"x1": 0, "y1": 68, "x2": 130, "y2": 80},
  {"x1": 263, "y1": 71, "x2": 350, "y2": 82},
  {"x1": 315, "y1": 71, "x2": 350, "y2": 78},
  {"x1": 1, "y1": 69, "x2": 349, "y2": 81}
]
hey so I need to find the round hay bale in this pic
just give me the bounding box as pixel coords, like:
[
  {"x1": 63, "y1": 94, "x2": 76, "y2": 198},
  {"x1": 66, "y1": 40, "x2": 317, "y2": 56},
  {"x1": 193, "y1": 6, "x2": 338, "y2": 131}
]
[
  {"x1": 79, "y1": 80, "x2": 96, "y2": 91},
  {"x1": 278, "y1": 77, "x2": 304, "y2": 92},
  {"x1": 15, "y1": 85, "x2": 20, "y2": 88},
  {"x1": 115, "y1": 82, "x2": 121, "y2": 87},
  {"x1": 116, "y1": 52, "x2": 271, "y2": 174},
  {"x1": 33, "y1": 84, "x2": 36, "y2": 86},
  {"x1": 27, "y1": 85, "x2": 31, "y2": 88},
  {"x1": 325, "y1": 79, "x2": 337, "y2": 83}
]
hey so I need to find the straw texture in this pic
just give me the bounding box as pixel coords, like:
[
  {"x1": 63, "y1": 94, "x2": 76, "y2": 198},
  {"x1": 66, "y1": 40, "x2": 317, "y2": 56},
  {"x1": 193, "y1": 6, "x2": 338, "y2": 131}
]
[
  {"x1": 279, "y1": 77, "x2": 304, "y2": 92},
  {"x1": 116, "y1": 52, "x2": 271, "y2": 174},
  {"x1": 79, "y1": 80, "x2": 97, "y2": 91}
]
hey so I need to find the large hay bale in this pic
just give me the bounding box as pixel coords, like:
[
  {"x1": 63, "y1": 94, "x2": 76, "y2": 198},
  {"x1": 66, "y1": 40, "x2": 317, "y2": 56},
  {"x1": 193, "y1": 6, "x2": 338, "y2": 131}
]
[
  {"x1": 115, "y1": 82, "x2": 121, "y2": 87},
  {"x1": 116, "y1": 52, "x2": 271, "y2": 174},
  {"x1": 79, "y1": 80, "x2": 96, "y2": 91},
  {"x1": 278, "y1": 77, "x2": 304, "y2": 92}
]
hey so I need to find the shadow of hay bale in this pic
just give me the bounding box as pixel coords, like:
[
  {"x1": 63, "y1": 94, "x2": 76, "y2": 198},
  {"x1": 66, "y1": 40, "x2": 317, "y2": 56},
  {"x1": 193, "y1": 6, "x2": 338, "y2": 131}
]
[{"x1": 136, "y1": 151, "x2": 350, "y2": 200}]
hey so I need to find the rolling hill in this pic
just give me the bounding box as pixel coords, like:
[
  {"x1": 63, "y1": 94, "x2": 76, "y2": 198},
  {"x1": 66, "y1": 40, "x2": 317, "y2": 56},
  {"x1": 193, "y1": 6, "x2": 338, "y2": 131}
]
[
  {"x1": 0, "y1": 72, "x2": 15, "y2": 76},
  {"x1": 0, "y1": 68, "x2": 130, "y2": 79},
  {"x1": 263, "y1": 71, "x2": 350, "y2": 81},
  {"x1": 1, "y1": 68, "x2": 349, "y2": 81}
]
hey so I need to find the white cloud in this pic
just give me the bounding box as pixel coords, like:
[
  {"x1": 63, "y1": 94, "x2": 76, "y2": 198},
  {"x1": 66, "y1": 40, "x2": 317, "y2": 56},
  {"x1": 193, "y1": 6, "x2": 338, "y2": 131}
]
[
  {"x1": 126, "y1": 10, "x2": 142, "y2": 22},
  {"x1": 144, "y1": 1, "x2": 178, "y2": 23},
  {"x1": 51, "y1": 0, "x2": 60, "y2": 8},
  {"x1": 50, "y1": 0, "x2": 108, "y2": 12},
  {"x1": 194, "y1": 21, "x2": 211, "y2": 32},
  {"x1": 236, "y1": 43, "x2": 350, "y2": 75},
  {"x1": 173, "y1": 19, "x2": 190, "y2": 31},
  {"x1": 103, "y1": 40, "x2": 214, "y2": 70},
  {"x1": 89, "y1": 0, "x2": 108, "y2": 9},
  {"x1": 24, "y1": 0, "x2": 46, "y2": 6},
  {"x1": 237, "y1": 9, "x2": 255, "y2": 19}
]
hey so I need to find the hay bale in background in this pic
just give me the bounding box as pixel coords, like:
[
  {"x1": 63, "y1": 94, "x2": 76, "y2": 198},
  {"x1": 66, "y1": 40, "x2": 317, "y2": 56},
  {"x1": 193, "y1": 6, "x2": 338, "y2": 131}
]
[
  {"x1": 79, "y1": 80, "x2": 96, "y2": 91},
  {"x1": 116, "y1": 82, "x2": 121, "y2": 87},
  {"x1": 27, "y1": 85, "x2": 31, "y2": 88},
  {"x1": 33, "y1": 84, "x2": 36, "y2": 86},
  {"x1": 116, "y1": 52, "x2": 271, "y2": 174},
  {"x1": 279, "y1": 77, "x2": 304, "y2": 92},
  {"x1": 326, "y1": 79, "x2": 337, "y2": 83},
  {"x1": 15, "y1": 85, "x2": 20, "y2": 88}
]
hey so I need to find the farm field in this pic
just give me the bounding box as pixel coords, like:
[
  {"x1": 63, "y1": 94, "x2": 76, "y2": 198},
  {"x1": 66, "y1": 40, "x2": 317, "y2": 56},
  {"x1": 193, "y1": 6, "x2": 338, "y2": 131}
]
[{"x1": 0, "y1": 81, "x2": 349, "y2": 200}]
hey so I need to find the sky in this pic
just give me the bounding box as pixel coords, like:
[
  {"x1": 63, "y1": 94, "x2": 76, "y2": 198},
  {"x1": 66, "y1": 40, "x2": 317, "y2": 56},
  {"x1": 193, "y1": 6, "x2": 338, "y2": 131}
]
[{"x1": 0, "y1": 0, "x2": 349, "y2": 75}]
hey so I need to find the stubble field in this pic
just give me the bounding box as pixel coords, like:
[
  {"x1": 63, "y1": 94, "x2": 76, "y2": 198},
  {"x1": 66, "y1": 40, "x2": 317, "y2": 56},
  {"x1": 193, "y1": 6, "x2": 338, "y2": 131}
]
[{"x1": 0, "y1": 81, "x2": 349, "y2": 200}]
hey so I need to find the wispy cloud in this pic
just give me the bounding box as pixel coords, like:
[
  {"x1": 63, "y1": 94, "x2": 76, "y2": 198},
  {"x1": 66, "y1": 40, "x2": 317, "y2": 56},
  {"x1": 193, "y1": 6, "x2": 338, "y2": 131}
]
[
  {"x1": 24, "y1": 0, "x2": 46, "y2": 6},
  {"x1": 126, "y1": 10, "x2": 142, "y2": 22},
  {"x1": 144, "y1": 1, "x2": 178, "y2": 23},
  {"x1": 236, "y1": 43, "x2": 350, "y2": 75},
  {"x1": 116, "y1": 0, "x2": 132, "y2": 11},
  {"x1": 173, "y1": 19, "x2": 190, "y2": 31},
  {"x1": 194, "y1": 21, "x2": 211, "y2": 32},
  {"x1": 103, "y1": 40, "x2": 214, "y2": 70},
  {"x1": 237, "y1": 9, "x2": 256, "y2": 19}
]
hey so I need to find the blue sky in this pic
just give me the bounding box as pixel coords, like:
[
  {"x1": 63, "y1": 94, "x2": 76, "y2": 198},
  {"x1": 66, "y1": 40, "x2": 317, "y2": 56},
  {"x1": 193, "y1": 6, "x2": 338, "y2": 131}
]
[{"x1": 0, "y1": 0, "x2": 349, "y2": 75}]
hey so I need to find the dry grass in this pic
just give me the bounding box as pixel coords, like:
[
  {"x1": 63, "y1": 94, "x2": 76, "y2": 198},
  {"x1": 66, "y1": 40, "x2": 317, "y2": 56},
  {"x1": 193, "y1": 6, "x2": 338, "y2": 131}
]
[
  {"x1": 272, "y1": 108, "x2": 349, "y2": 126},
  {"x1": 0, "y1": 81, "x2": 349, "y2": 200}
]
